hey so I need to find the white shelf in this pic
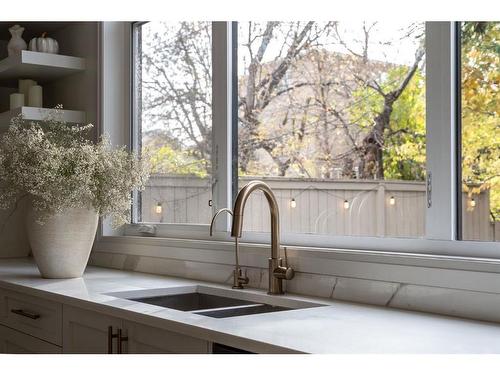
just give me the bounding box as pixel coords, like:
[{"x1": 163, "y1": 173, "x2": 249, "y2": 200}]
[
  {"x1": 0, "y1": 50, "x2": 85, "y2": 87},
  {"x1": 0, "y1": 106, "x2": 86, "y2": 130}
]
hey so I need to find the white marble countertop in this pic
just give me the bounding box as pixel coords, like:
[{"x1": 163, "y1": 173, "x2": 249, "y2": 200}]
[{"x1": 1, "y1": 258, "x2": 500, "y2": 353}]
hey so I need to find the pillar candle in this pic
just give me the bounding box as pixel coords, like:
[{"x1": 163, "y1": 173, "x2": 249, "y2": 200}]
[
  {"x1": 28, "y1": 85, "x2": 43, "y2": 108},
  {"x1": 9, "y1": 93, "x2": 24, "y2": 110},
  {"x1": 18, "y1": 79, "x2": 37, "y2": 98}
]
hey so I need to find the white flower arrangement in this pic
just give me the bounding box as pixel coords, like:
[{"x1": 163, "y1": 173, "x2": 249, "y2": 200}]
[{"x1": 0, "y1": 107, "x2": 150, "y2": 227}]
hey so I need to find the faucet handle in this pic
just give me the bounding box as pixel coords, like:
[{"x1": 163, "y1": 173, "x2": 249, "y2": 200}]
[
  {"x1": 239, "y1": 268, "x2": 250, "y2": 285},
  {"x1": 273, "y1": 265, "x2": 294, "y2": 280},
  {"x1": 274, "y1": 248, "x2": 295, "y2": 280},
  {"x1": 232, "y1": 268, "x2": 249, "y2": 289}
]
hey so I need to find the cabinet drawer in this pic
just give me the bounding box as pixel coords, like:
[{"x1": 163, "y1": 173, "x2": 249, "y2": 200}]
[
  {"x1": 0, "y1": 289, "x2": 62, "y2": 346},
  {"x1": 0, "y1": 324, "x2": 62, "y2": 354}
]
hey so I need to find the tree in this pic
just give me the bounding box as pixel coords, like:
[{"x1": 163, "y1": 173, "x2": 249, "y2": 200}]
[
  {"x1": 328, "y1": 22, "x2": 425, "y2": 179},
  {"x1": 238, "y1": 21, "x2": 426, "y2": 180},
  {"x1": 141, "y1": 22, "x2": 427, "y2": 183},
  {"x1": 348, "y1": 65, "x2": 426, "y2": 181},
  {"x1": 140, "y1": 22, "x2": 212, "y2": 174},
  {"x1": 460, "y1": 22, "x2": 500, "y2": 220},
  {"x1": 238, "y1": 22, "x2": 329, "y2": 175}
]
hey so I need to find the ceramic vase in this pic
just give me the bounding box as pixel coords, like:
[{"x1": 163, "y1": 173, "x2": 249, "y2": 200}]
[
  {"x1": 7, "y1": 25, "x2": 27, "y2": 57},
  {"x1": 26, "y1": 205, "x2": 99, "y2": 278}
]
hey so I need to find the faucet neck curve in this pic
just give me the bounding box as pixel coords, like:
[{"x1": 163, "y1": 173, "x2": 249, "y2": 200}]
[{"x1": 231, "y1": 181, "x2": 280, "y2": 260}]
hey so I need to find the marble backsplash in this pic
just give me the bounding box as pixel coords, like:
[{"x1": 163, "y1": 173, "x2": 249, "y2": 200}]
[{"x1": 89, "y1": 249, "x2": 500, "y2": 323}]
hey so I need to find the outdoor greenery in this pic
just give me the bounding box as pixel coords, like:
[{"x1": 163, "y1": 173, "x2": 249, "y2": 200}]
[
  {"x1": 350, "y1": 67, "x2": 426, "y2": 181},
  {"x1": 461, "y1": 22, "x2": 499, "y2": 219},
  {"x1": 148, "y1": 144, "x2": 208, "y2": 177},
  {"x1": 138, "y1": 21, "x2": 498, "y2": 222},
  {"x1": 141, "y1": 21, "x2": 428, "y2": 180}
]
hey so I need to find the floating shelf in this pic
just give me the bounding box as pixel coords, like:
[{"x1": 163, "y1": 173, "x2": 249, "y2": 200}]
[
  {"x1": 0, "y1": 106, "x2": 86, "y2": 130},
  {"x1": 0, "y1": 50, "x2": 85, "y2": 87}
]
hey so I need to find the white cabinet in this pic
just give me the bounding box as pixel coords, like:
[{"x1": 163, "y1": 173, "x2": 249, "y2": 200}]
[
  {"x1": 62, "y1": 305, "x2": 210, "y2": 354},
  {"x1": 124, "y1": 320, "x2": 209, "y2": 354},
  {"x1": 0, "y1": 288, "x2": 62, "y2": 346},
  {"x1": 0, "y1": 288, "x2": 214, "y2": 354},
  {"x1": 0, "y1": 287, "x2": 62, "y2": 353},
  {"x1": 63, "y1": 305, "x2": 121, "y2": 354},
  {"x1": 0, "y1": 324, "x2": 61, "y2": 354}
]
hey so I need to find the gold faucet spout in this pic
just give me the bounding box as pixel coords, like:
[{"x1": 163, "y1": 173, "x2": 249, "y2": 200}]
[
  {"x1": 209, "y1": 208, "x2": 233, "y2": 236},
  {"x1": 231, "y1": 180, "x2": 293, "y2": 294},
  {"x1": 231, "y1": 181, "x2": 280, "y2": 261}
]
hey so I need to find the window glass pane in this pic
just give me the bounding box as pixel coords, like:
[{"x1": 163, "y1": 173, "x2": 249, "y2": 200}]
[
  {"x1": 238, "y1": 22, "x2": 426, "y2": 238},
  {"x1": 134, "y1": 22, "x2": 212, "y2": 224},
  {"x1": 460, "y1": 22, "x2": 499, "y2": 242}
]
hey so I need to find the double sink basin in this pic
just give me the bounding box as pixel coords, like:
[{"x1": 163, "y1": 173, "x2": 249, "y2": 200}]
[{"x1": 107, "y1": 285, "x2": 324, "y2": 319}]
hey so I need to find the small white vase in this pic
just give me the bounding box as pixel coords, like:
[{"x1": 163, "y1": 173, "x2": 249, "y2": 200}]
[
  {"x1": 7, "y1": 24, "x2": 27, "y2": 57},
  {"x1": 26, "y1": 206, "x2": 99, "y2": 279}
]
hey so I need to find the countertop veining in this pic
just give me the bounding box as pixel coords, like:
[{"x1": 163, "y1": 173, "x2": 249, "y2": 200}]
[{"x1": 1, "y1": 258, "x2": 500, "y2": 353}]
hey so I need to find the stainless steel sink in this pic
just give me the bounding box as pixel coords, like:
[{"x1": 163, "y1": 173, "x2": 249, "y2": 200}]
[
  {"x1": 106, "y1": 285, "x2": 325, "y2": 319},
  {"x1": 129, "y1": 293, "x2": 257, "y2": 311}
]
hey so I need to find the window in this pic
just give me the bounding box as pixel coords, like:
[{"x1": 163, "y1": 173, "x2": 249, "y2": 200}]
[
  {"x1": 127, "y1": 21, "x2": 499, "y2": 252},
  {"x1": 459, "y1": 22, "x2": 499, "y2": 242},
  {"x1": 237, "y1": 22, "x2": 426, "y2": 238},
  {"x1": 133, "y1": 21, "x2": 213, "y2": 225}
]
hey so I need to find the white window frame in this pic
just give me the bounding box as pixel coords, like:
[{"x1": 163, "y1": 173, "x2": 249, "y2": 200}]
[
  {"x1": 99, "y1": 21, "x2": 500, "y2": 260},
  {"x1": 99, "y1": 21, "x2": 132, "y2": 238}
]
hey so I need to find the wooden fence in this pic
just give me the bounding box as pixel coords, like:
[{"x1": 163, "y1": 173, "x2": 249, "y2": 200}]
[{"x1": 140, "y1": 175, "x2": 498, "y2": 241}]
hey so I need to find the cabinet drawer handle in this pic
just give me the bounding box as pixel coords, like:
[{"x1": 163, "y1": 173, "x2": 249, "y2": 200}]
[
  {"x1": 117, "y1": 328, "x2": 128, "y2": 354},
  {"x1": 108, "y1": 326, "x2": 118, "y2": 354},
  {"x1": 11, "y1": 309, "x2": 41, "y2": 320}
]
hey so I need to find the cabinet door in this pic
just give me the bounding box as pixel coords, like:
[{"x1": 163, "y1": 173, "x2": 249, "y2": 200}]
[
  {"x1": 0, "y1": 324, "x2": 62, "y2": 354},
  {"x1": 123, "y1": 320, "x2": 209, "y2": 354},
  {"x1": 63, "y1": 305, "x2": 122, "y2": 354}
]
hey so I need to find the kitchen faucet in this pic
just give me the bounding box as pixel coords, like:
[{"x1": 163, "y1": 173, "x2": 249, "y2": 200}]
[
  {"x1": 209, "y1": 208, "x2": 249, "y2": 289},
  {"x1": 231, "y1": 180, "x2": 294, "y2": 295}
]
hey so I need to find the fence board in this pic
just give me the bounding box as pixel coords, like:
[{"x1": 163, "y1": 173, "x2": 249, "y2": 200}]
[{"x1": 139, "y1": 175, "x2": 496, "y2": 241}]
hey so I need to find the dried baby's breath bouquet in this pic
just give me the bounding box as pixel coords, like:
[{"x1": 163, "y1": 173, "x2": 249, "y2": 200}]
[{"x1": 0, "y1": 107, "x2": 150, "y2": 227}]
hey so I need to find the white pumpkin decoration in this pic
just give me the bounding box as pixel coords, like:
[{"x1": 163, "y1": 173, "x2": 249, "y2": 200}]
[{"x1": 28, "y1": 32, "x2": 59, "y2": 54}]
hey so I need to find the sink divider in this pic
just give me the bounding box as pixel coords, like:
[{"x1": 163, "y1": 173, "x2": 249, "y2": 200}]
[{"x1": 189, "y1": 303, "x2": 264, "y2": 314}]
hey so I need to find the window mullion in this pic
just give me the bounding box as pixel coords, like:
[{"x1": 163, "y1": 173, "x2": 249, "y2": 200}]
[
  {"x1": 425, "y1": 22, "x2": 458, "y2": 240},
  {"x1": 211, "y1": 22, "x2": 234, "y2": 232}
]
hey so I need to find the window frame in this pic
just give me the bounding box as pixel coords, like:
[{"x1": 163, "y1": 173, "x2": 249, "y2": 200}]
[
  {"x1": 102, "y1": 21, "x2": 500, "y2": 258},
  {"x1": 455, "y1": 22, "x2": 464, "y2": 241},
  {"x1": 129, "y1": 21, "x2": 233, "y2": 233}
]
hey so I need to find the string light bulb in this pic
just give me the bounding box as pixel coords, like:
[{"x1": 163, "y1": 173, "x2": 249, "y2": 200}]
[
  {"x1": 469, "y1": 198, "x2": 476, "y2": 208},
  {"x1": 290, "y1": 198, "x2": 297, "y2": 208},
  {"x1": 155, "y1": 202, "x2": 163, "y2": 214},
  {"x1": 389, "y1": 196, "x2": 396, "y2": 206},
  {"x1": 343, "y1": 200, "x2": 350, "y2": 209}
]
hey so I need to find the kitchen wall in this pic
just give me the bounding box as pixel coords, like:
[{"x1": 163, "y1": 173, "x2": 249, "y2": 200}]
[
  {"x1": 43, "y1": 22, "x2": 99, "y2": 137},
  {"x1": 91, "y1": 237, "x2": 500, "y2": 323}
]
